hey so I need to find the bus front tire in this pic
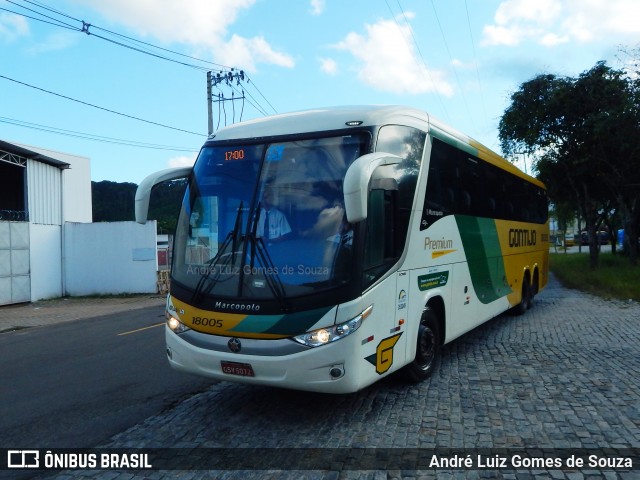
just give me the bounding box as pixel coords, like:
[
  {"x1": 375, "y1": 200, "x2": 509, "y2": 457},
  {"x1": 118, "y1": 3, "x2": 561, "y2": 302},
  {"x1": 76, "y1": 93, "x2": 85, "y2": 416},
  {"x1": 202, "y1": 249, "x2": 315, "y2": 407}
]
[{"x1": 404, "y1": 307, "x2": 440, "y2": 383}]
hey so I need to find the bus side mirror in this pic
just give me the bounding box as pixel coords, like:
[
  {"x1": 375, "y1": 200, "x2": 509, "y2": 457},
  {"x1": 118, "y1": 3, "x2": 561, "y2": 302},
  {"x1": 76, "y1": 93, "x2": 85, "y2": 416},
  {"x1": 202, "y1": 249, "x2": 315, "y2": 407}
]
[
  {"x1": 343, "y1": 152, "x2": 402, "y2": 223},
  {"x1": 135, "y1": 167, "x2": 192, "y2": 224}
]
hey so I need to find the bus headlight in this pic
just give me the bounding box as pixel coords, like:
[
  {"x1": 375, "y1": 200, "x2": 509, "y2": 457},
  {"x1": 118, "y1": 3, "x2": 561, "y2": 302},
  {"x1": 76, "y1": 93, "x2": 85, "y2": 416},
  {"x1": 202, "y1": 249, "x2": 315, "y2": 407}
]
[
  {"x1": 166, "y1": 312, "x2": 190, "y2": 334},
  {"x1": 293, "y1": 305, "x2": 372, "y2": 348}
]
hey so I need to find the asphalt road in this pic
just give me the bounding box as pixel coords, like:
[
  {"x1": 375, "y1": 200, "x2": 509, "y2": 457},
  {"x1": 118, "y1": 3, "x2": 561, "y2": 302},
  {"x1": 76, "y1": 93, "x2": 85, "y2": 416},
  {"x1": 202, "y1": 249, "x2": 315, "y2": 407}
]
[{"x1": 0, "y1": 305, "x2": 212, "y2": 449}]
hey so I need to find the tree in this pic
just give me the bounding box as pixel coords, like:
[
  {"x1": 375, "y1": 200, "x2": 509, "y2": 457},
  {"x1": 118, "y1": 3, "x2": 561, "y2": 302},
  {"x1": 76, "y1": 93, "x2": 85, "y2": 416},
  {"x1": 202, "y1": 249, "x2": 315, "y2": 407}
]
[
  {"x1": 92, "y1": 181, "x2": 136, "y2": 222},
  {"x1": 92, "y1": 179, "x2": 187, "y2": 234},
  {"x1": 499, "y1": 61, "x2": 640, "y2": 267},
  {"x1": 148, "y1": 179, "x2": 187, "y2": 233},
  {"x1": 573, "y1": 63, "x2": 640, "y2": 265}
]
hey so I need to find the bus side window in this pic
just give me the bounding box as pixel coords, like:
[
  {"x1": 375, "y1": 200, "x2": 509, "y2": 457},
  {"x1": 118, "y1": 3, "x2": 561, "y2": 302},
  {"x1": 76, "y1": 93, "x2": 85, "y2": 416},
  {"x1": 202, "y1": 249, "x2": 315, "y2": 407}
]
[
  {"x1": 376, "y1": 124, "x2": 426, "y2": 255},
  {"x1": 422, "y1": 138, "x2": 458, "y2": 228},
  {"x1": 376, "y1": 125, "x2": 426, "y2": 168},
  {"x1": 461, "y1": 190, "x2": 471, "y2": 213},
  {"x1": 487, "y1": 197, "x2": 496, "y2": 216},
  {"x1": 445, "y1": 188, "x2": 455, "y2": 208},
  {"x1": 363, "y1": 189, "x2": 396, "y2": 288},
  {"x1": 423, "y1": 137, "x2": 548, "y2": 226}
]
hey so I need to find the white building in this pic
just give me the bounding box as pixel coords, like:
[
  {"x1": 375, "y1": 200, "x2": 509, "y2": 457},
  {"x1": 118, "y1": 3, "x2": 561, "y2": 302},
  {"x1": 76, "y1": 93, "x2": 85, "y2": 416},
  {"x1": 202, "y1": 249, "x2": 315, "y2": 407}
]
[{"x1": 0, "y1": 140, "x2": 158, "y2": 306}]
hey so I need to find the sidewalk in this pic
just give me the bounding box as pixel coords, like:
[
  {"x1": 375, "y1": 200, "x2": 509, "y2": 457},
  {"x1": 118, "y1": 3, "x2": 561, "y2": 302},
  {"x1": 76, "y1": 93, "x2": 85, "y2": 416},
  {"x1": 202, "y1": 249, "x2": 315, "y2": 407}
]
[{"x1": 0, "y1": 294, "x2": 166, "y2": 333}]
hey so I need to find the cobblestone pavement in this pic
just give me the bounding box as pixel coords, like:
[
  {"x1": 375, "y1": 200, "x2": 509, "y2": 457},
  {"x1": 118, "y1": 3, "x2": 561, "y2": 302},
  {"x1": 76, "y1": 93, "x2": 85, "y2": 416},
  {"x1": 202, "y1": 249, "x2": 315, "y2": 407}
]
[{"x1": 48, "y1": 275, "x2": 640, "y2": 479}]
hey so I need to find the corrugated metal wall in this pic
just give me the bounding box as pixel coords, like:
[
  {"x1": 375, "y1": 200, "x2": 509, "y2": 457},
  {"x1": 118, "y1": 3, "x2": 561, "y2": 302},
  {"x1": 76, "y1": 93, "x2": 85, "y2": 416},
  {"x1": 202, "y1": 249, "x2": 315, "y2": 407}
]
[{"x1": 27, "y1": 159, "x2": 62, "y2": 225}]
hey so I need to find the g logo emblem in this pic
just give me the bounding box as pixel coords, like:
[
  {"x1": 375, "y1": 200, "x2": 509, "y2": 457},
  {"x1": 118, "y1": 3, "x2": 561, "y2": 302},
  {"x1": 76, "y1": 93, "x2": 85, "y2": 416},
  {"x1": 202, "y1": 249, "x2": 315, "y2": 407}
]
[
  {"x1": 365, "y1": 333, "x2": 403, "y2": 375},
  {"x1": 375, "y1": 333, "x2": 402, "y2": 374}
]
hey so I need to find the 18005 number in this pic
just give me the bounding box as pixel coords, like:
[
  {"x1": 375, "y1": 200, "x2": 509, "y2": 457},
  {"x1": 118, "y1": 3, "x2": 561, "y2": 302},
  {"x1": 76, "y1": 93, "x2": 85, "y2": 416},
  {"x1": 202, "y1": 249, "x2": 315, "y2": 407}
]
[{"x1": 191, "y1": 317, "x2": 224, "y2": 327}]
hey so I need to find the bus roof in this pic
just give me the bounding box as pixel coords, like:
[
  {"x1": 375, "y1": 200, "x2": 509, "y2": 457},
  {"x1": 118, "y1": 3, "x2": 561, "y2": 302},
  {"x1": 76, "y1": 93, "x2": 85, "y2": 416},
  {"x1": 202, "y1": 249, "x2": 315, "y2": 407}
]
[
  {"x1": 209, "y1": 105, "x2": 545, "y2": 189},
  {"x1": 210, "y1": 105, "x2": 428, "y2": 140}
]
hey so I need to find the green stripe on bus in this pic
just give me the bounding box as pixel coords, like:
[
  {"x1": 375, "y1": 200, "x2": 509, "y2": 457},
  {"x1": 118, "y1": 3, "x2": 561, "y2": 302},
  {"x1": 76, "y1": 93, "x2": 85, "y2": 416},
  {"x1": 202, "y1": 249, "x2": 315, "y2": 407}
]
[
  {"x1": 455, "y1": 215, "x2": 511, "y2": 304},
  {"x1": 263, "y1": 306, "x2": 333, "y2": 335},
  {"x1": 228, "y1": 306, "x2": 333, "y2": 336}
]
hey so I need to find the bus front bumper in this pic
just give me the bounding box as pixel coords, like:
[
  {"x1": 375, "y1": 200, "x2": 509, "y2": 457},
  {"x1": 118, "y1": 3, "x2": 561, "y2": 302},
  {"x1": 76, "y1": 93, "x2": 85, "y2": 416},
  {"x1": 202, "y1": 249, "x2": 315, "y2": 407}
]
[{"x1": 165, "y1": 326, "x2": 369, "y2": 394}]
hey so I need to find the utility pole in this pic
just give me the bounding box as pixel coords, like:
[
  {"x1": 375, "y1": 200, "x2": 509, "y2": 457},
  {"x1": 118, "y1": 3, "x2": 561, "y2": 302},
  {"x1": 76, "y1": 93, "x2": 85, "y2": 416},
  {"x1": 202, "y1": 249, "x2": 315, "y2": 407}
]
[
  {"x1": 207, "y1": 71, "x2": 213, "y2": 136},
  {"x1": 206, "y1": 70, "x2": 247, "y2": 135}
]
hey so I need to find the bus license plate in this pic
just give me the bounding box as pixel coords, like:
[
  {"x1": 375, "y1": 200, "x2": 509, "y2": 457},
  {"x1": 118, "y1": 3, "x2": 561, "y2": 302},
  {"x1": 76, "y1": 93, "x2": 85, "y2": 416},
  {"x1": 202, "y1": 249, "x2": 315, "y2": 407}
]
[{"x1": 221, "y1": 361, "x2": 255, "y2": 377}]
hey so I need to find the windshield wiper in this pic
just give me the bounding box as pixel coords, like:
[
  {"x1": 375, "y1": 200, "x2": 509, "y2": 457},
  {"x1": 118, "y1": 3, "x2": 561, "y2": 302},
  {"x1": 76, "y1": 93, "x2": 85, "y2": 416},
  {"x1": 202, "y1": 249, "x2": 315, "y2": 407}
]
[
  {"x1": 248, "y1": 202, "x2": 262, "y2": 271},
  {"x1": 242, "y1": 202, "x2": 288, "y2": 312},
  {"x1": 190, "y1": 201, "x2": 244, "y2": 304}
]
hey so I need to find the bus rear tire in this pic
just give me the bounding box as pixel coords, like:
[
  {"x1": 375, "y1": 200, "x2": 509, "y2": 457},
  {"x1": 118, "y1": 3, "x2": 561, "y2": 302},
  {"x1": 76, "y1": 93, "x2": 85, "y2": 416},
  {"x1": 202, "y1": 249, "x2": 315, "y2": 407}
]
[
  {"x1": 404, "y1": 306, "x2": 440, "y2": 383},
  {"x1": 513, "y1": 278, "x2": 531, "y2": 316},
  {"x1": 529, "y1": 270, "x2": 539, "y2": 309}
]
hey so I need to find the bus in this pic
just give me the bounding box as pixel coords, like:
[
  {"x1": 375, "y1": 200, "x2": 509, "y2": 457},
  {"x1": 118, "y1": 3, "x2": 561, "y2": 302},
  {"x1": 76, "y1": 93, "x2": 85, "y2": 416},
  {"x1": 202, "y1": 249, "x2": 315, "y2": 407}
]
[{"x1": 136, "y1": 106, "x2": 549, "y2": 394}]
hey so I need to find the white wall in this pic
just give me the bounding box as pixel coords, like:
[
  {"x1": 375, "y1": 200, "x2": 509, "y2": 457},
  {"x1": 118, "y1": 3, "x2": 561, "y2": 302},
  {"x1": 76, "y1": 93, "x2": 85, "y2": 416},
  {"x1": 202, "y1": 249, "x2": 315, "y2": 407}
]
[
  {"x1": 62, "y1": 154, "x2": 92, "y2": 223},
  {"x1": 30, "y1": 224, "x2": 62, "y2": 301},
  {"x1": 64, "y1": 221, "x2": 157, "y2": 296}
]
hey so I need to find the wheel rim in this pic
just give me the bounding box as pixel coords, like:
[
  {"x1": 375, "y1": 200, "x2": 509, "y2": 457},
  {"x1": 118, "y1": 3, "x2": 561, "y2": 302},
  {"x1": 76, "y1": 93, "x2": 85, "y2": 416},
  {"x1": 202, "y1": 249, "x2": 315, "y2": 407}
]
[{"x1": 416, "y1": 323, "x2": 436, "y2": 372}]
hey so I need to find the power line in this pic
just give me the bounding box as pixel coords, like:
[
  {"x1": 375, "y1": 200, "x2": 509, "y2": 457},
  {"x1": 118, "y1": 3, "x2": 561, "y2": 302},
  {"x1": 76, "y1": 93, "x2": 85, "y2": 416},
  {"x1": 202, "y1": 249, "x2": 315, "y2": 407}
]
[
  {"x1": 5, "y1": 0, "x2": 230, "y2": 72},
  {"x1": 15, "y1": 0, "x2": 79, "y2": 23},
  {"x1": 8, "y1": 0, "x2": 266, "y2": 113},
  {"x1": 5, "y1": 0, "x2": 77, "y2": 29},
  {"x1": 0, "y1": 115, "x2": 200, "y2": 152},
  {"x1": 384, "y1": 0, "x2": 450, "y2": 122},
  {"x1": 245, "y1": 74, "x2": 278, "y2": 115},
  {"x1": 86, "y1": 30, "x2": 212, "y2": 72},
  {"x1": 464, "y1": 0, "x2": 488, "y2": 119},
  {"x1": 5, "y1": 0, "x2": 277, "y2": 117},
  {"x1": 427, "y1": 0, "x2": 475, "y2": 124},
  {"x1": 206, "y1": 70, "x2": 270, "y2": 131},
  {"x1": 0, "y1": 5, "x2": 77, "y2": 31},
  {"x1": 228, "y1": 80, "x2": 271, "y2": 117},
  {"x1": 0, "y1": 74, "x2": 206, "y2": 137},
  {"x1": 90, "y1": 25, "x2": 233, "y2": 73}
]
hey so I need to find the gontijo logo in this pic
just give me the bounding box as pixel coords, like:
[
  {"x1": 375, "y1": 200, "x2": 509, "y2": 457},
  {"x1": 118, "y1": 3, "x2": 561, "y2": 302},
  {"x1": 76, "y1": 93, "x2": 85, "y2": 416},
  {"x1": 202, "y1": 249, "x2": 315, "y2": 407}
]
[{"x1": 508, "y1": 228, "x2": 537, "y2": 247}]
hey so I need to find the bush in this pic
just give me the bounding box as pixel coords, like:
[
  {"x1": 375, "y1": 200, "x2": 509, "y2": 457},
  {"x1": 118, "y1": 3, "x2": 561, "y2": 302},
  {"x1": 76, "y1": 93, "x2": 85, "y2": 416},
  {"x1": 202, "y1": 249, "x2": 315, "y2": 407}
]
[{"x1": 550, "y1": 252, "x2": 640, "y2": 301}]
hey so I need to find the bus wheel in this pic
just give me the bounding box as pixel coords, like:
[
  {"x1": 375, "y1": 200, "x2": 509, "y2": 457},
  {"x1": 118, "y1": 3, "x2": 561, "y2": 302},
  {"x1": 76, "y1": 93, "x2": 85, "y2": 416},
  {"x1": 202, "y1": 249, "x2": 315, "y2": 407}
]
[
  {"x1": 513, "y1": 279, "x2": 531, "y2": 316},
  {"x1": 405, "y1": 306, "x2": 440, "y2": 383},
  {"x1": 529, "y1": 270, "x2": 539, "y2": 309}
]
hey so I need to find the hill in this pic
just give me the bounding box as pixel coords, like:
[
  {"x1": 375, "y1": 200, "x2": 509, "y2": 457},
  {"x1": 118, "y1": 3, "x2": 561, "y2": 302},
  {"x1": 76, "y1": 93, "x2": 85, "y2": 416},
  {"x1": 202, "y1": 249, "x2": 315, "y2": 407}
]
[{"x1": 91, "y1": 179, "x2": 187, "y2": 233}]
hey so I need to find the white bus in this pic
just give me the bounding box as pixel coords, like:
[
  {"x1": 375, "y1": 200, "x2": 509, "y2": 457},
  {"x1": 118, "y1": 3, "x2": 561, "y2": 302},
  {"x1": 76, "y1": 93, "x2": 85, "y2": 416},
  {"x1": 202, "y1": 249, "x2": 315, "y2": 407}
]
[{"x1": 136, "y1": 106, "x2": 549, "y2": 394}]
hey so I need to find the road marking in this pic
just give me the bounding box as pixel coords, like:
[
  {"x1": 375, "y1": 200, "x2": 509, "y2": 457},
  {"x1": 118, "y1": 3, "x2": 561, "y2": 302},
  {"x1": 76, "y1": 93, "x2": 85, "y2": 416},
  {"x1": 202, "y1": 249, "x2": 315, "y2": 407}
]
[{"x1": 118, "y1": 322, "x2": 165, "y2": 336}]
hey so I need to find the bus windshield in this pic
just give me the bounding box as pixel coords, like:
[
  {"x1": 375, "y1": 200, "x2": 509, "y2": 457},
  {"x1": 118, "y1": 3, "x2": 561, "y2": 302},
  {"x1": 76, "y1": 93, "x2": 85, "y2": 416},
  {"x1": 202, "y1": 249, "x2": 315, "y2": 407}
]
[{"x1": 172, "y1": 133, "x2": 369, "y2": 302}]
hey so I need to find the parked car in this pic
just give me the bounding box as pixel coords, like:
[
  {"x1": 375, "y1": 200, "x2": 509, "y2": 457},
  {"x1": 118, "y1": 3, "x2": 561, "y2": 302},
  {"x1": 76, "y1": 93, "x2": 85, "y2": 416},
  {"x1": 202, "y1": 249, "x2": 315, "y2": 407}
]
[
  {"x1": 580, "y1": 231, "x2": 609, "y2": 245},
  {"x1": 564, "y1": 233, "x2": 576, "y2": 247}
]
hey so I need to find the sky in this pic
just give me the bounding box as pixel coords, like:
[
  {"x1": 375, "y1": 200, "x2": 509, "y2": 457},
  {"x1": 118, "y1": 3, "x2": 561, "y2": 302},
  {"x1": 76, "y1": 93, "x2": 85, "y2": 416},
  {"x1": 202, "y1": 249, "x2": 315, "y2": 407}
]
[{"x1": 1, "y1": 0, "x2": 639, "y2": 184}]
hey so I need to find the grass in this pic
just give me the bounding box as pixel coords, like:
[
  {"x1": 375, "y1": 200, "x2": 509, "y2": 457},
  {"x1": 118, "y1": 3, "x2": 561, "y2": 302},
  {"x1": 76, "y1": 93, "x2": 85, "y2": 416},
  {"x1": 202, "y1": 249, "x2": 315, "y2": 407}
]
[{"x1": 550, "y1": 252, "x2": 640, "y2": 301}]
